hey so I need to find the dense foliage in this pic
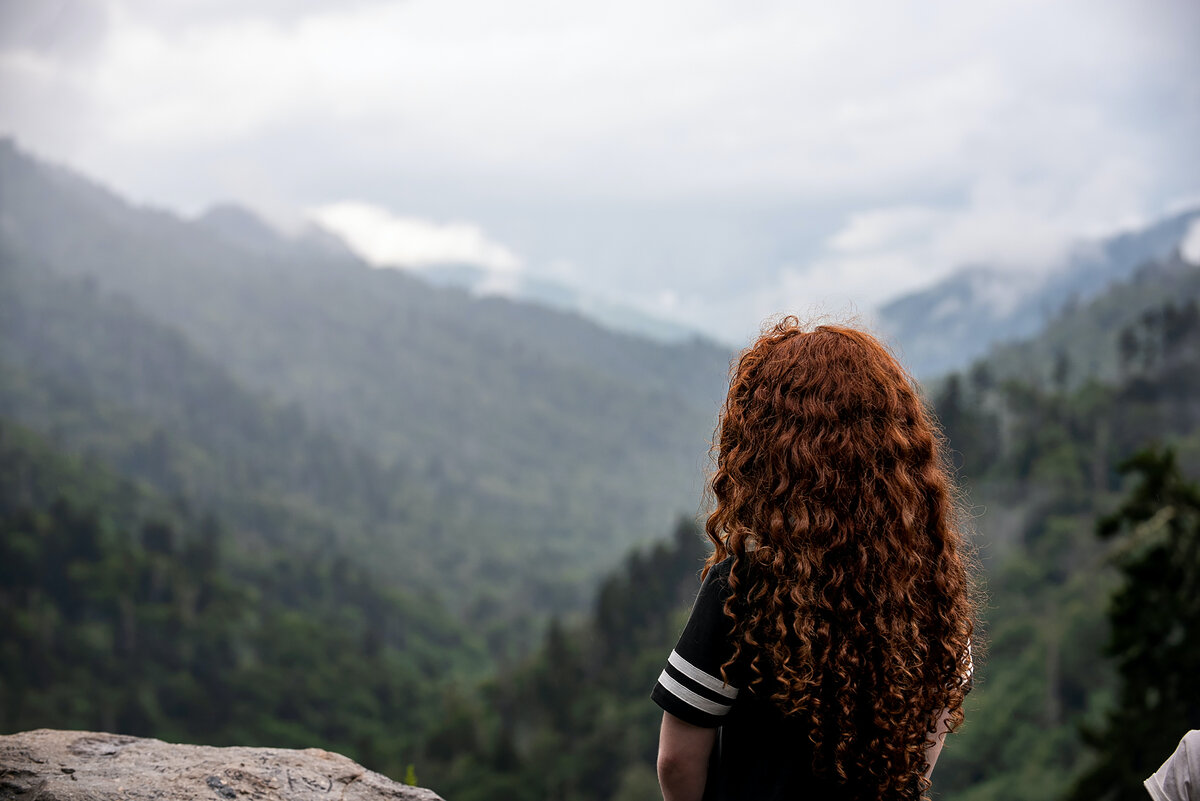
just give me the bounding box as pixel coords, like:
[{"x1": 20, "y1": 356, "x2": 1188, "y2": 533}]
[
  {"x1": 1066, "y1": 448, "x2": 1200, "y2": 801},
  {"x1": 921, "y1": 289, "x2": 1200, "y2": 801},
  {"x1": 414, "y1": 518, "x2": 710, "y2": 801},
  {"x1": 0, "y1": 422, "x2": 483, "y2": 779}
]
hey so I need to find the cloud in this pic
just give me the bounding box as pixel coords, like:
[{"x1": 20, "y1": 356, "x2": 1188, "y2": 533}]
[
  {"x1": 776, "y1": 252, "x2": 931, "y2": 317},
  {"x1": 6, "y1": 0, "x2": 1195, "y2": 200},
  {"x1": 1182, "y1": 218, "x2": 1200, "y2": 266},
  {"x1": 310, "y1": 201, "x2": 522, "y2": 274},
  {"x1": 828, "y1": 207, "x2": 947, "y2": 254},
  {"x1": 794, "y1": 157, "x2": 1158, "y2": 318}
]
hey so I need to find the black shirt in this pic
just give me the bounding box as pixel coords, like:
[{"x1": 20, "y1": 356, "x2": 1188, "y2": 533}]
[
  {"x1": 651, "y1": 558, "x2": 971, "y2": 800},
  {"x1": 652, "y1": 558, "x2": 843, "y2": 800}
]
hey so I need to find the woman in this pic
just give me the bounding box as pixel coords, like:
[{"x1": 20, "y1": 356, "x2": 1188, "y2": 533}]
[{"x1": 652, "y1": 319, "x2": 976, "y2": 801}]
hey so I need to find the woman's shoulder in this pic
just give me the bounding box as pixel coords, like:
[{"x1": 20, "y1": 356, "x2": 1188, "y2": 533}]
[
  {"x1": 711, "y1": 555, "x2": 735, "y2": 577},
  {"x1": 711, "y1": 552, "x2": 767, "y2": 581},
  {"x1": 703, "y1": 555, "x2": 756, "y2": 605},
  {"x1": 702, "y1": 555, "x2": 738, "y2": 592}
]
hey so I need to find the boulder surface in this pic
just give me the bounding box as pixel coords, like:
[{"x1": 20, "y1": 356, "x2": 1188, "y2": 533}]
[{"x1": 0, "y1": 729, "x2": 444, "y2": 801}]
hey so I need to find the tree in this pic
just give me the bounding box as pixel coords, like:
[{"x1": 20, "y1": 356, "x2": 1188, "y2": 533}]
[{"x1": 1067, "y1": 447, "x2": 1200, "y2": 801}]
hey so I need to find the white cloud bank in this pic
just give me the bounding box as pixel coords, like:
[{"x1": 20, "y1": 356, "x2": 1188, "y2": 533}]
[
  {"x1": 310, "y1": 202, "x2": 522, "y2": 274},
  {"x1": 783, "y1": 158, "x2": 1158, "y2": 315},
  {"x1": 4, "y1": 0, "x2": 1194, "y2": 203}
]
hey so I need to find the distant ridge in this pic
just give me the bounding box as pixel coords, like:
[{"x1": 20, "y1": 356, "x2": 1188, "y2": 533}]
[
  {"x1": 197, "y1": 203, "x2": 286, "y2": 251},
  {"x1": 982, "y1": 248, "x2": 1200, "y2": 389},
  {"x1": 418, "y1": 262, "x2": 706, "y2": 344},
  {"x1": 876, "y1": 208, "x2": 1200, "y2": 377},
  {"x1": 192, "y1": 194, "x2": 705, "y2": 345}
]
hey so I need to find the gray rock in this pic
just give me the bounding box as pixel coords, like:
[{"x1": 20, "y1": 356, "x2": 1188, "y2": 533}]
[{"x1": 0, "y1": 729, "x2": 444, "y2": 801}]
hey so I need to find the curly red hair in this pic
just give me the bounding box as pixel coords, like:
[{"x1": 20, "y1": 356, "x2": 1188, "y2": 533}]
[{"x1": 705, "y1": 318, "x2": 976, "y2": 800}]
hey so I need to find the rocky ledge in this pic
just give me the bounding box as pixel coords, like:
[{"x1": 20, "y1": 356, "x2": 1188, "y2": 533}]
[{"x1": 0, "y1": 729, "x2": 444, "y2": 801}]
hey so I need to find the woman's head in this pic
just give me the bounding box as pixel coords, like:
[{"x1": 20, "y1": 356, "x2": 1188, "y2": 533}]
[{"x1": 706, "y1": 317, "x2": 976, "y2": 800}]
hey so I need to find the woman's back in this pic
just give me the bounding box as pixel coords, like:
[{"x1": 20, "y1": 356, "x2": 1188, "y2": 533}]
[{"x1": 653, "y1": 319, "x2": 977, "y2": 801}]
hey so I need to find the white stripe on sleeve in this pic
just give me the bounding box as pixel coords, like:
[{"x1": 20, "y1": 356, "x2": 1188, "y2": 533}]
[
  {"x1": 668, "y1": 650, "x2": 739, "y2": 700},
  {"x1": 657, "y1": 670, "x2": 732, "y2": 717}
]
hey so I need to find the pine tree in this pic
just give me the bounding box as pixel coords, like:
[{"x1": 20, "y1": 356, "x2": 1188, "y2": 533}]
[{"x1": 1067, "y1": 447, "x2": 1200, "y2": 800}]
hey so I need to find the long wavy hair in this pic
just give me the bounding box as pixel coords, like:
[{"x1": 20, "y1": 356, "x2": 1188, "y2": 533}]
[{"x1": 705, "y1": 318, "x2": 976, "y2": 800}]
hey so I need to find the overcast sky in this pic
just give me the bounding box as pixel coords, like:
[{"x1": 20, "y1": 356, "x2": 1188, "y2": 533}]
[{"x1": 2, "y1": 0, "x2": 1198, "y2": 344}]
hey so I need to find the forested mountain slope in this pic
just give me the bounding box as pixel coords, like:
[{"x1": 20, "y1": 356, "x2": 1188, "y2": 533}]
[
  {"x1": 0, "y1": 138, "x2": 733, "y2": 623},
  {"x1": 0, "y1": 242, "x2": 457, "y2": 596},
  {"x1": 0, "y1": 420, "x2": 482, "y2": 778},
  {"x1": 980, "y1": 249, "x2": 1200, "y2": 390},
  {"x1": 910, "y1": 252, "x2": 1200, "y2": 800}
]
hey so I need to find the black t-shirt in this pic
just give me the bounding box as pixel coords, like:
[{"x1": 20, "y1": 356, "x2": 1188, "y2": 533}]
[
  {"x1": 651, "y1": 558, "x2": 970, "y2": 801},
  {"x1": 651, "y1": 558, "x2": 842, "y2": 800}
]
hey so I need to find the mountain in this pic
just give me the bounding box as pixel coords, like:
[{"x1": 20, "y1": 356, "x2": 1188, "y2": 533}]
[
  {"x1": 924, "y1": 250, "x2": 1200, "y2": 801},
  {"x1": 197, "y1": 203, "x2": 290, "y2": 253},
  {"x1": 418, "y1": 263, "x2": 704, "y2": 344},
  {"x1": 982, "y1": 248, "x2": 1200, "y2": 389},
  {"x1": 0, "y1": 237, "x2": 442, "y2": 565},
  {"x1": 877, "y1": 209, "x2": 1200, "y2": 377},
  {"x1": 194, "y1": 202, "x2": 704, "y2": 345},
  {"x1": 198, "y1": 203, "x2": 361, "y2": 262},
  {"x1": 0, "y1": 138, "x2": 733, "y2": 626}
]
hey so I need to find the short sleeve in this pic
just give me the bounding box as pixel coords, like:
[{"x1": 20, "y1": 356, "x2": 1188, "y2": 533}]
[
  {"x1": 651, "y1": 559, "x2": 741, "y2": 727},
  {"x1": 1144, "y1": 730, "x2": 1200, "y2": 801}
]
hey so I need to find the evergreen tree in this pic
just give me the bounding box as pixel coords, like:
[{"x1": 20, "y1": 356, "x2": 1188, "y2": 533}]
[{"x1": 1067, "y1": 447, "x2": 1200, "y2": 801}]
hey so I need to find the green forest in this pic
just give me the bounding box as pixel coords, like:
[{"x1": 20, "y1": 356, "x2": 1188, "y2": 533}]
[{"x1": 1, "y1": 139, "x2": 1199, "y2": 800}]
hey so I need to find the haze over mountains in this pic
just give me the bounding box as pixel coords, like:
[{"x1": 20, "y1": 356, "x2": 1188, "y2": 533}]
[
  {"x1": 236, "y1": 205, "x2": 1200, "y2": 380},
  {"x1": 876, "y1": 208, "x2": 1200, "y2": 377},
  {"x1": 3, "y1": 133, "x2": 1199, "y2": 605},
  {"x1": 307, "y1": 161, "x2": 1200, "y2": 379},
  {"x1": 4, "y1": 137, "x2": 1198, "y2": 583},
  {"x1": 0, "y1": 138, "x2": 732, "y2": 633}
]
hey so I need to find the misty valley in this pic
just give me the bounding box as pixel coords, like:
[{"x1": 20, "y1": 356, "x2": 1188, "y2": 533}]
[{"x1": 2, "y1": 139, "x2": 1199, "y2": 801}]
